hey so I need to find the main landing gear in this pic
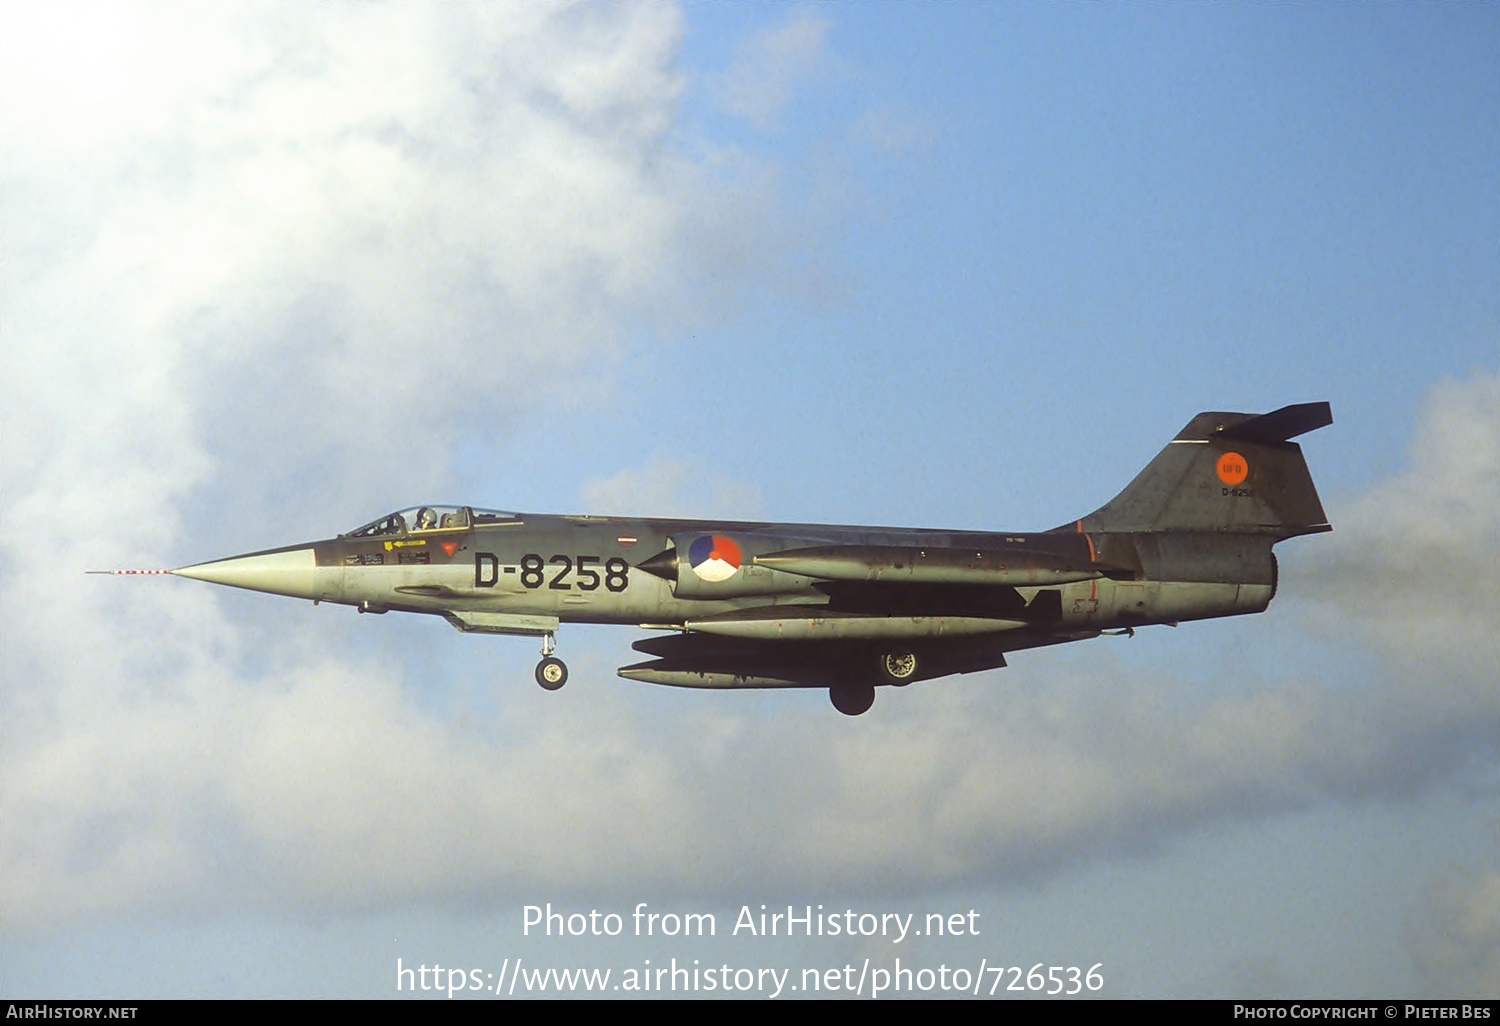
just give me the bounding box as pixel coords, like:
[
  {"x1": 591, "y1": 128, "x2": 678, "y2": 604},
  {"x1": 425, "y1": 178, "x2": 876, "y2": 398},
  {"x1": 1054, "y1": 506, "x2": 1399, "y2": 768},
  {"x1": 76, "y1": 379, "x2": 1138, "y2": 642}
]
[
  {"x1": 535, "y1": 632, "x2": 568, "y2": 690},
  {"x1": 877, "y1": 650, "x2": 918, "y2": 685},
  {"x1": 828, "y1": 650, "x2": 920, "y2": 716},
  {"x1": 829, "y1": 682, "x2": 875, "y2": 717}
]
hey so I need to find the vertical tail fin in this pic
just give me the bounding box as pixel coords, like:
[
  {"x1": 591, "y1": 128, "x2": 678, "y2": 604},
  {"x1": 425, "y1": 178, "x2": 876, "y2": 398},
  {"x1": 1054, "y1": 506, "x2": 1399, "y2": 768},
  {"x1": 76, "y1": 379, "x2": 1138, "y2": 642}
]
[{"x1": 1077, "y1": 402, "x2": 1332, "y2": 538}]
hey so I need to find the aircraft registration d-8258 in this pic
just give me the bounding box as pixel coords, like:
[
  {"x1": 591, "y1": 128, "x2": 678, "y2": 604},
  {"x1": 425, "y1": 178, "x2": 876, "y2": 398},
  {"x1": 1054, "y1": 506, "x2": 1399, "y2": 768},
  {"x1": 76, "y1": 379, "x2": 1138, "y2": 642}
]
[{"x1": 101, "y1": 403, "x2": 1331, "y2": 715}]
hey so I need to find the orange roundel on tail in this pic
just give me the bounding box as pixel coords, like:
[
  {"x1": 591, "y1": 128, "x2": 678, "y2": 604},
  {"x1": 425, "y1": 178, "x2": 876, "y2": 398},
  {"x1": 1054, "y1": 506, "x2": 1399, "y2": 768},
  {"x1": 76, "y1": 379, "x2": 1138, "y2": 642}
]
[{"x1": 1216, "y1": 451, "x2": 1249, "y2": 486}]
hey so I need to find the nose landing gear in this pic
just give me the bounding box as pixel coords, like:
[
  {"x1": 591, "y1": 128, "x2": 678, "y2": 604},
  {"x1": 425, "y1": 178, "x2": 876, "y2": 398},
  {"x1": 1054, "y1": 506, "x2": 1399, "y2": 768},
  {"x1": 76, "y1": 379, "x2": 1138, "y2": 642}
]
[{"x1": 535, "y1": 632, "x2": 568, "y2": 690}]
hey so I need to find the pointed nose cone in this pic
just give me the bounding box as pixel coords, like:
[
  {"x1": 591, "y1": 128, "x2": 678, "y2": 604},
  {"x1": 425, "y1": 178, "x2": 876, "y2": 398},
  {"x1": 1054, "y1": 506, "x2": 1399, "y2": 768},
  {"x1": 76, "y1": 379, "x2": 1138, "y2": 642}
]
[{"x1": 174, "y1": 546, "x2": 318, "y2": 600}]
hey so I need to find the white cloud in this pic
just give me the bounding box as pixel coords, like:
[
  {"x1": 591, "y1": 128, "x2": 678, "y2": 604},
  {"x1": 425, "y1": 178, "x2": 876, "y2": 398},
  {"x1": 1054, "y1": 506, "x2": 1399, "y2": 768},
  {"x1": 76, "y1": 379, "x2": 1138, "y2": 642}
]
[
  {"x1": 711, "y1": 11, "x2": 831, "y2": 131},
  {"x1": 9, "y1": 625, "x2": 1493, "y2": 932},
  {"x1": 1409, "y1": 866, "x2": 1500, "y2": 998},
  {"x1": 0, "y1": 2, "x2": 689, "y2": 538},
  {"x1": 1294, "y1": 371, "x2": 1500, "y2": 684},
  {"x1": 855, "y1": 104, "x2": 938, "y2": 155},
  {"x1": 579, "y1": 455, "x2": 764, "y2": 519},
  {"x1": 0, "y1": 0, "x2": 699, "y2": 930}
]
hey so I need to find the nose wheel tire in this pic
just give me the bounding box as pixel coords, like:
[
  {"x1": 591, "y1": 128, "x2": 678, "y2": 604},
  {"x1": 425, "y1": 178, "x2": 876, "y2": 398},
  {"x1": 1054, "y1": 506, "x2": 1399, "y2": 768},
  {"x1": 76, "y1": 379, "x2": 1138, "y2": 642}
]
[
  {"x1": 830, "y1": 682, "x2": 875, "y2": 716},
  {"x1": 536, "y1": 656, "x2": 568, "y2": 690}
]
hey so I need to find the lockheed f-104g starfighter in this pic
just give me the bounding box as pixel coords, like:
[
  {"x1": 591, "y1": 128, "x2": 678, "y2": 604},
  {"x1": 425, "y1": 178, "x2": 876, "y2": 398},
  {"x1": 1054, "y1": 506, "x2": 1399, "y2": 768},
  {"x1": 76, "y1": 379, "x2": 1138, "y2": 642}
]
[{"x1": 98, "y1": 403, "x2": 1332, "y2": 715}]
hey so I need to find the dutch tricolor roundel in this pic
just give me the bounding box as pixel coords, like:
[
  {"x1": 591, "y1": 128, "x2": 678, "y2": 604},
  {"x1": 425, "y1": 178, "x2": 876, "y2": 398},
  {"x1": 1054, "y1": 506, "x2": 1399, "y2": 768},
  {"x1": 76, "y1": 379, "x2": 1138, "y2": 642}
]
[{"x1": 688, "y1": 534, "x2": 743, "y2": 582}]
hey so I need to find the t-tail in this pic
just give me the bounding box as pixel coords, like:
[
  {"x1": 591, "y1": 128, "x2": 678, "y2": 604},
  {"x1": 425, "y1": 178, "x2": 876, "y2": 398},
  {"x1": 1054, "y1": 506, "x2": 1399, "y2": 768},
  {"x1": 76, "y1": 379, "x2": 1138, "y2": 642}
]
[
  {"x1": 1076, "y1": 402, "x2": 1333, "y2": 539},
  {"x1": 1062, "y1": 402, "x2": 1331, "y2": 627}
]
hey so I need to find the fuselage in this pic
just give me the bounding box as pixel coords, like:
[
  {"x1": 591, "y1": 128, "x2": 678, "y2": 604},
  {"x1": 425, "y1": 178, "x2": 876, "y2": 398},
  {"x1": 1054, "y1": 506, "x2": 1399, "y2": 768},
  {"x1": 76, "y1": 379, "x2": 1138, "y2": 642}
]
[{"x1": 173, "y1": 506, "x2": 1276, "y2": 636}]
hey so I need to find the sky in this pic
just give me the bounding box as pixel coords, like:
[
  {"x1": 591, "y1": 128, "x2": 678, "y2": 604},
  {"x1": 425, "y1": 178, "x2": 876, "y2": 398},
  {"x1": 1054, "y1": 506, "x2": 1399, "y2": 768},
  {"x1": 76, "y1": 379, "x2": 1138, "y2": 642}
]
[{"x1": 1, "y1": 1, "x2": 1496, "y2": 1000}]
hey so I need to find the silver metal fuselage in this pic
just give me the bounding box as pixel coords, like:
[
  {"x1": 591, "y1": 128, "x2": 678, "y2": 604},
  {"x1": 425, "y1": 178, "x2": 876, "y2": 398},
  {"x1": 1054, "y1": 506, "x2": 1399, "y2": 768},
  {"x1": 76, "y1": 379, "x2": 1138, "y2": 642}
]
[{"x1": 173, "y1": 512, "x2": 1274, "y2": 638}]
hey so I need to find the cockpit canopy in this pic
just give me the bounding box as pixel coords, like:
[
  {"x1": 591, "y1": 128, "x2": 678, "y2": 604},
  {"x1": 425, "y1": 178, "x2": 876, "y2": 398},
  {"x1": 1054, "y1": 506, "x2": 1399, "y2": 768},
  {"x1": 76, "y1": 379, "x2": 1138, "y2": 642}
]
[{"x1": 341, "y1": 506, "x2": 519, "y2": 539}]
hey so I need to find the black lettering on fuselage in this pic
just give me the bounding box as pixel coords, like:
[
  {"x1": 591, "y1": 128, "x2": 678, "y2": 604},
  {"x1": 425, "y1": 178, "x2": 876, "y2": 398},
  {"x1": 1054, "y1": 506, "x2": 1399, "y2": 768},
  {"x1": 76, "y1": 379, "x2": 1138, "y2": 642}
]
[
  {"x1": 475, "y1": 552, "x2": 499, "y2": 587},
  {"x1": 513, "y1": 554, "x2": 631, "y2": 592}
]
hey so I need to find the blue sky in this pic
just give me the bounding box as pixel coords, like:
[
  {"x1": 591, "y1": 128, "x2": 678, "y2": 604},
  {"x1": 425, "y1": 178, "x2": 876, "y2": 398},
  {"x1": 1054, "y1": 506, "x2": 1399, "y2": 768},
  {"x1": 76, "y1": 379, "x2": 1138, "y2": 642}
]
[{"x1": 2, "y1": 1, "x2": 1495, "y2": 999}]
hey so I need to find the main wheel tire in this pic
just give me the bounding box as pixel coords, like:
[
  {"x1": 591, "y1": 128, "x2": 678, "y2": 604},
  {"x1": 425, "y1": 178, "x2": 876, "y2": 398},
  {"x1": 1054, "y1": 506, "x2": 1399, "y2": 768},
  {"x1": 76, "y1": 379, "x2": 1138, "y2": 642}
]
[
  {"x1": 878, "y1": 651, "x2": 918, "y2": 685},
  {"x1": 830, "y1": 682, "x2": 875, "y2": 716},
  {"x1": 536, "y1": 656, "x2": 568, "y2": 690}
]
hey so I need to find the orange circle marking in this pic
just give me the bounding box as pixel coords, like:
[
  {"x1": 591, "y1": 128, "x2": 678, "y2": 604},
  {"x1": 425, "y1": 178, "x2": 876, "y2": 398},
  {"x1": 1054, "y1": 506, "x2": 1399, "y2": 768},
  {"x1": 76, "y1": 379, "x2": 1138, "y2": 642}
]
[{"x1": 1217, "y1": 451, "x2": 1248, "y2": 486}]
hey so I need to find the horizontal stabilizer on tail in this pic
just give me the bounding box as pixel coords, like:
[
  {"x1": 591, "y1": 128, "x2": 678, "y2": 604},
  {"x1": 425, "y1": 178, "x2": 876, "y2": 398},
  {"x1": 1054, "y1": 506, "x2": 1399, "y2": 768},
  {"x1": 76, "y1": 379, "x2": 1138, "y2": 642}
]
[
  {"x1": 1218, "y1": 401, "x2": 1333, "y2": 444},
  {"x1": 1171, "y1": 402, "x2": 1334, "y2": 444}
]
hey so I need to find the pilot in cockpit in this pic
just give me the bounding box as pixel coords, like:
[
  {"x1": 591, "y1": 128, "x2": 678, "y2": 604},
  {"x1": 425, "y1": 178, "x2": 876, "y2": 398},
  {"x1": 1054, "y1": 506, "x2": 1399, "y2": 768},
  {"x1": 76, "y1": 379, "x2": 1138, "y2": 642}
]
[{"x1": 415, "y1": 507, "x2": 437, "y2": 531}]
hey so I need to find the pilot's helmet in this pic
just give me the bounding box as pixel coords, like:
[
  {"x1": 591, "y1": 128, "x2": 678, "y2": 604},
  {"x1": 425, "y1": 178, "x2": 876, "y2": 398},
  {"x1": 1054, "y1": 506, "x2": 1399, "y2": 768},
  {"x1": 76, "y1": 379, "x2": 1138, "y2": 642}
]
[{"x1": 416, "y1": 507, "x2": 437, "y2": 529}]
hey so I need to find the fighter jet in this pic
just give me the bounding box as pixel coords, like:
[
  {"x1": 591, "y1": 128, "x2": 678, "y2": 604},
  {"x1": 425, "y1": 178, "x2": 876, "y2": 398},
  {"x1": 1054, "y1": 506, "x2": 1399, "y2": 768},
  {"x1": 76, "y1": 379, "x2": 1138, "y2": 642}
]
[{"x1": 98, "y1": 402, "x2": 1332, "y2": 715}]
